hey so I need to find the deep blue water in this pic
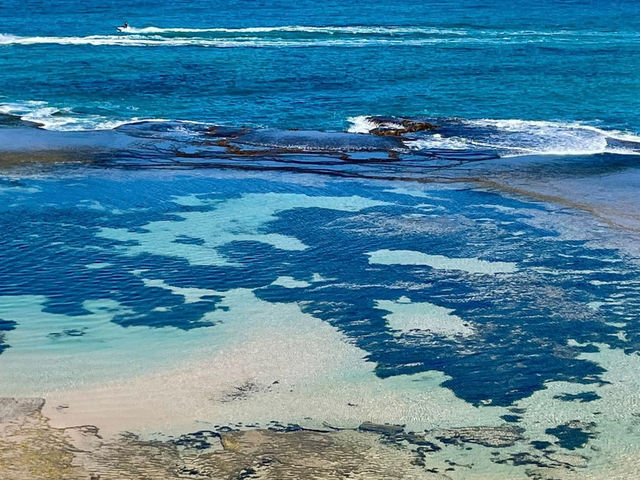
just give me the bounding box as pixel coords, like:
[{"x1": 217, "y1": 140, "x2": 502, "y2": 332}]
[{"x1": 1, "y1": 0, "x2": 640, "y2": 132}]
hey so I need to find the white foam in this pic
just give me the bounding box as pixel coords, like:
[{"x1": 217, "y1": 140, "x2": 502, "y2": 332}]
[
  {"x1": 348, "y1": 116, "x2": 640, "y2": 157},
  {"x1": 0, "y1": 100, "x2": 138, "y2": 131},
  {"x1": 464, "y1": 118, "x2": 640, "y2": 156},
  {"x1": 447, "y1": 119, "x2": 639, "y2": 156},
  {"x1": 404, "y1": 133, "x2": 471, "y2": 150},
  {"x1": 0, "y1": 33, "x2": 466, "y2": 48},
  {"x1": 367, "y1": 249, "x2": 518, "y2": 274},
  {"x1": 346, "y1": 115, "x2": 383, "y2": 134},
  {"x1": 118, "y1": 25, "x2": 468, "y2": 35},
  {"x1": 114, "y1": 25, "x2": 640, "y2": 41},
  {"x1": 2, "y1": 26, "x2": 635, "y2": 52}
]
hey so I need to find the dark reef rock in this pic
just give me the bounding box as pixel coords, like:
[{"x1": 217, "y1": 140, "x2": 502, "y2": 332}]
[
  {"x1": 530, "y1": 440, "x2": 553, "y2": 451},
  {"x1": 234, "y1": 129, "x2": 405, "y2": 152},
  {"x1": 366, "y1": 117, "x2": 438, "y2": 137},
  {"x1": 0, "y1": 318, "x2": 16, "y2": 355},
  {"x1": 47, "y1": 328, "x2": 86, "y2": 339}
]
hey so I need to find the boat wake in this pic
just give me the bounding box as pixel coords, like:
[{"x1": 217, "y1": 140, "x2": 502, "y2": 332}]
[{"x1": 0, "y1": 24, "x2": 637, "y2": 48}]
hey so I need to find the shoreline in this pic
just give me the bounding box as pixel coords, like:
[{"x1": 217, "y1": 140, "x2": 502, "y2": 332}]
[{"x1": 1, "y1": 397, "x2": 637, "y2": 480}]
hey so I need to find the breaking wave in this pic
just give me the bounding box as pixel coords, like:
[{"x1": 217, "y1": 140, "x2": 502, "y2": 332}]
[
  {"x1": 348, "y1": 116, "x2": 640, "y2": 157},
  {"x1": 2, "y1": 100, "x2": 639, "y2": 159},
  {"x1": 0, "y1": 101, "x2": 164, "y2": 131}
]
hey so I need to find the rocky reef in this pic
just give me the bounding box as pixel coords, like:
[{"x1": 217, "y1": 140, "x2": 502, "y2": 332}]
[
  {"x1": 0, "y1": 398, "x2": 603, "y2": 480},
  {"x1": 0, "y1": 398, "x2": 437, "y2": 479},
  {"x1": 357, "y1": 116, "x2": 438, "y2": 137}
]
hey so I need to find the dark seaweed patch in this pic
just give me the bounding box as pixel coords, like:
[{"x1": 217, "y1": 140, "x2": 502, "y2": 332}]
[
  {"x1": 530, "y1": 441, "x2": 553, "y2": 451},
  {"x1": 47, "y1": 328, "x2": 86, "y2": 339},
  {"x1": 553, "y1": 391, "x2": 601, "y2": 403},
  {"x1": 546, "y1": 422, "x2": 597, "y2": 450},
  {"x1": 0, "y1": 318, "x2": 16, "y2": 354},
  {"x1": 1, "y1": 173, "x2": 640, "y2": 409},
  {"x1": 172, "y1": 430, "x2": 220, "y2": 450},
  {"x1": 500, "y1": 415, "x2": 522, "y2": 423},
  {"x1": 172, "y1": 235, "x2": 205, "y2": 246}
]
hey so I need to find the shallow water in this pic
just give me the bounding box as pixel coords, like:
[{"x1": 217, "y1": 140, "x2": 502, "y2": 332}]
[{"x1": 1, "y1": 144, "x2": 640, "y2": 477}]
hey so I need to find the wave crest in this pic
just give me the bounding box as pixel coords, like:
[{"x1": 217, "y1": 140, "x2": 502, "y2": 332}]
[{"x1": 348, "y1": 116, "x2": 640, "y2": 157}]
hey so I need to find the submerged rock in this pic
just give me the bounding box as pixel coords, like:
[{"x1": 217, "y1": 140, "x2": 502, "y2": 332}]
[
  {"x1": 0, "y1": 398, "x2": 433, "y2": 479},
  {"x1": 358, "y1": 421, "x2": 405, "y2": 437},
  {"x1": 545, "y1": 452, "x2": 588, "y2": 468},
  {"x1": 234, "y1": 129, "x2": 405, "y2": 152}
]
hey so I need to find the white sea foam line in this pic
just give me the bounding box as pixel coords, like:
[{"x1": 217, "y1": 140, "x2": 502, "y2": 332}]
[
  {"x1": 1, "y1": 32, "x2": 626, "y2": 48},
  {"x1": 0, "y1": 33, "x2": 403, "y2": 47},
  {"x1": 0, "y1": 34, "x2": 487, "y2": 48},
  {"x1": 467, "y1": 118, "x2": 640, "y2": 144},
  {"x1": 119, "y1": 25, "x2": 639, "y2": 39},
  {"x1": 119, "y1": 25, "x2": 470, "y2": 35},
  {"x1": 0, "y1": 100, "x2": 182, "y2": 131}
]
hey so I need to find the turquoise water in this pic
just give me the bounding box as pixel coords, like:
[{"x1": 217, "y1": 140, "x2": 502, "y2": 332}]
[{"x1": 2, "y1": 1, "x2": 640, "y2": 478}]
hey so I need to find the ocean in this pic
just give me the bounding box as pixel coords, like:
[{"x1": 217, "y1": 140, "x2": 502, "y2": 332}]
[{"x1": 1, "y1": 1, "x2": 640, "y2": 478}]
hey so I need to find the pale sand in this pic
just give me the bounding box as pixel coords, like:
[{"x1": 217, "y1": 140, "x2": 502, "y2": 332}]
[
  {"x1": 376, "y1": 297, "x2": 475, "y2": 338},
  {"x1": 98, "y1": 192, "x2": 389, "y2": 266},
  {"x1": 367, "y1": 248, "x2": 518, "y2": 274},
  {"x1": 42, "y1": 288, "x2": 501, "y2": 438}
]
